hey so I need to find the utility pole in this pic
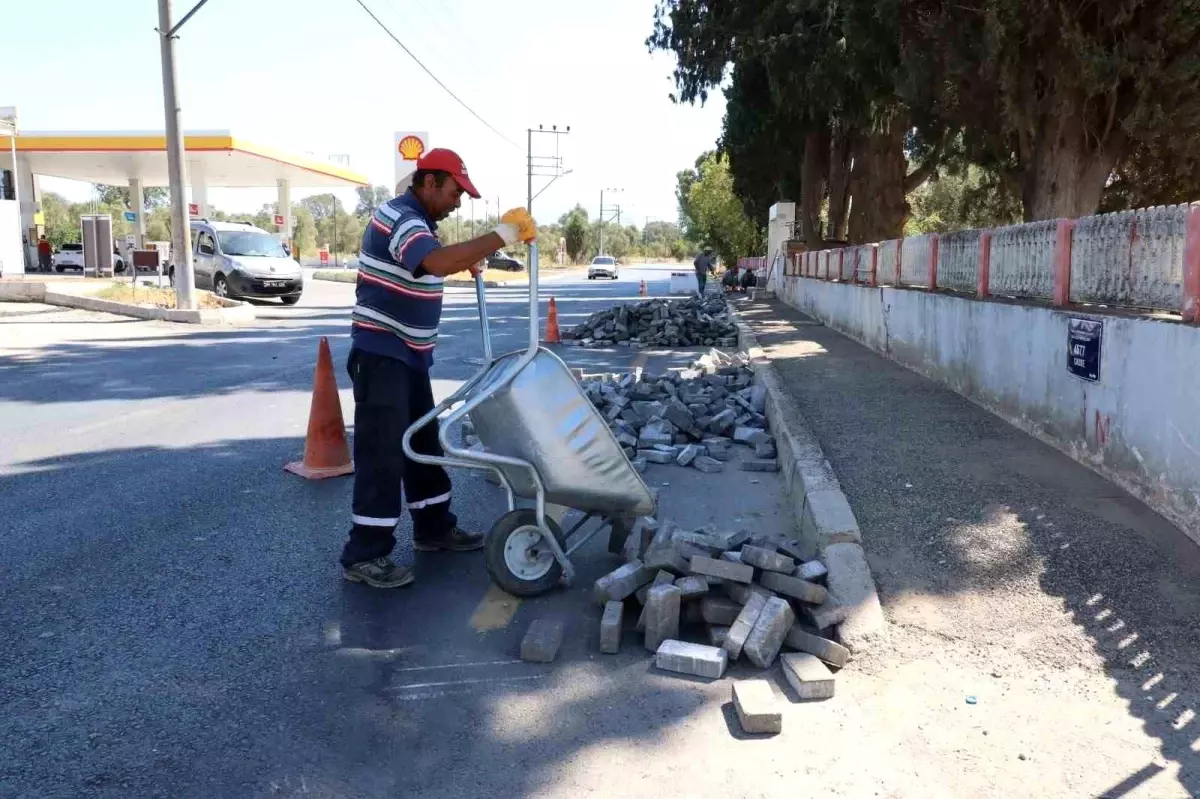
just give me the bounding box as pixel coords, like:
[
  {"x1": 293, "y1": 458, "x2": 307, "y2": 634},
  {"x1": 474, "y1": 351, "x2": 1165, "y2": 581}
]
[
  {"x1": 157, "y1": 0, "x2": 208, "y2": 309},
  {"x1": 599, "y1": 187, "x2": 622, "y2": 256},
  {"x1": 526, "y1": 124, "x2": 571, "y2": 216}
]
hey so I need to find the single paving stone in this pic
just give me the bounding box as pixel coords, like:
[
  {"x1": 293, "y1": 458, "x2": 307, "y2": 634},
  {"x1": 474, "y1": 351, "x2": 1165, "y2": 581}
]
[
  {"x1": 520, "y1": 619, "x2": 564, "y2": 663},
  {"x1": 675, "y1": 443, "x2": 703, "y2": 467},
  {"x1": 742, "y1": 597, "x2": 795, "y2": 669},
  {"x1": 673, "y1": 530, "x2": 725, "y2": 554},
  {"x1": 754, "y1": 441, "x2": 777, "y2": 459},
  {"x1": 804, "y1": 602, "x2": 848, "y2": 632},
  {"x1": 707, "y1": 625, "x2": 730, "y2": 647},
  {"x1": 759, "y1": 570, "x2": 828, "y2": 605},
  {"x1": 600, "y1": 601, "x2": 624, "y2": 654},
  {"x1": 713, "y1": 529, "x2": 750, "y2": 550},
  {"x1": 725, "y1": 581, "x2": 775, "y2": 606},
  {"x1": 701, "y1": 596, "x2": 742, "y2": 626},
  {"x1": 720, "y1": 550, "x2": 744, "y2": 564},
  {"x1": 644, "y1": 542, "x2": 692, "y2": 575},
  {"x1": 684, "y1": 601, "x2": 705, "y2": 625},
  {"x1": 636, "y1": 570, "x2": 677, "y2": 605},
  {"x1": 733, "y1": 680, "x2": 782, "y2": 734},
  {"x1": 723, "y1": 591, "x2": 768, "y2": 661},
  {"x1": 707, "y1": 409, "x2": 737, "y2": 433},
  {"x1": 639, "y1": 449, "x2": 675, "y2": 465},
  {"x1": 631, "y1": 457, "x2": 647, "y2": 474},
  {"x1": 643, "y1": 584, "x2": 682, "y2": 652},
  {"x1": 593, "y1": 559, "x2": 655, "y2": 605},
  {"x1": 692, "y1": 456, "x2": 725, "y2": 473},
  {"x1": 785, "y1": 627, "x2": 850, "y2": 668},
  {"x1": 674, "y1": 575, "x2": 709, "y2": 600},
  {"x1": 740, "y1": 544, "x2": 795, "y2": 574},
  {"x1": 781, "y1": 652, "x2": 836, "y2": 700},
  {"x1": 740, "y1": 459, "x2": 779, "y2": 472},
  {"x1": 796, "y1": 560, "x2": 829, "y2": 582},
  {"x1": 689, "y1": 555, "x2": 754, "y2": 584},
  {"x1": 655, "y1": 639, "x2": 728, "y2": 679},
  {"x1": 733, "y1": 426, "x2": 772, "y2": 446},
  {"x1": 776, "y1": 538, "x2": 808, "y2": 562}
]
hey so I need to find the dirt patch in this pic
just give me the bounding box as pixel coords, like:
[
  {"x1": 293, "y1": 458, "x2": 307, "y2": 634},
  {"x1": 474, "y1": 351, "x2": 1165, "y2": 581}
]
[{"x1": 96, "y1": 284, "x2": 225, "y2": 310}]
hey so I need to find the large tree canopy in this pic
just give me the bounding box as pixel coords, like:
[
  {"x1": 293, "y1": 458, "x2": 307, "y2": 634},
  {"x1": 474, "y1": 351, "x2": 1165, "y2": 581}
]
[{"x1": 652, "y1": 0, "x2": 1200, "y2": 246}]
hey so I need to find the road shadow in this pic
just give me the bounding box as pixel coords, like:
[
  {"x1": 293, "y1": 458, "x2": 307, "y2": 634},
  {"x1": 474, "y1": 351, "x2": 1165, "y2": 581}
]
[{"x1": 737, "y1": 296, "x2": 1200, "y2": 795}]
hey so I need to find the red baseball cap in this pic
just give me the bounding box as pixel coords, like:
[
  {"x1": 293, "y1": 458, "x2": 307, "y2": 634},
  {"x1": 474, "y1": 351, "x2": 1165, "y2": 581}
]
[{"x1": 415, "y1": 148, "x2": 480, "y2": 199}]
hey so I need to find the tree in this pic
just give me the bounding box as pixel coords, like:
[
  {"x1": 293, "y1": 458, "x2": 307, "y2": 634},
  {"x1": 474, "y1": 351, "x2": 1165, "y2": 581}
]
[
  {"x1": 94, "y1": 184, "x2": 169, "y2": 209},
  {"x1": 561, "y1": 205, "x2": 589, "y2": 262},
  {"x1": 292, "y1": 205, "x2": 317, "y2": 255},
  {"x1": 301, "y1": 194, "x2": 341, "y2": 224},
  {"x1": 680, "y1": 152, "x2": 763, "y2": 267},
  {"x1": 355, "y1": 185, "x2": 393, "y2": 217},
  {"x1": 906, "y1": 165, "x2": 1023, "y2": 235}
]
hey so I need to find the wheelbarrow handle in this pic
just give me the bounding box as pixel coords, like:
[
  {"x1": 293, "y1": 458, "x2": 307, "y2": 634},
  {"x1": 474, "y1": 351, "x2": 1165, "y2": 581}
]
[{"x1": 473, "y1": 267, "x2": 492, "y2": 362}]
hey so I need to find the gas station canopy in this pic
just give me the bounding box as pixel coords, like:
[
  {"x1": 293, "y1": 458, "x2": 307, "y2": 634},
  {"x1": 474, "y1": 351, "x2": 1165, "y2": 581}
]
[{"x1": 1, "y1": 130, "x2": 368, "y2": 188}]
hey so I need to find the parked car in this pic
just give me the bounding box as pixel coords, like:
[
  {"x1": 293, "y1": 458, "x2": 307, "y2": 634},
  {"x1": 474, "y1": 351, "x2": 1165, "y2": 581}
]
[
  {"x1": 170, "y1": 220, "x2": 302, "y2": 305},
  {"x1": 487, "y1": 251, "x2": 524, "y2": 271},
  {"x1": 588, "y1": 255, "x2": 619, "y2": 280},
  {"x1": 53, "y1": 243, "x2": 126, "y2": 274}
]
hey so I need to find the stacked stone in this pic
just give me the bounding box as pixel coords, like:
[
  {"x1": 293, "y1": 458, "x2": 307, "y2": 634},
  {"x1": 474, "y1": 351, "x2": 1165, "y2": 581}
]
[{"x1": 563, "y1": 295, "x2": 738, "y2": 348}]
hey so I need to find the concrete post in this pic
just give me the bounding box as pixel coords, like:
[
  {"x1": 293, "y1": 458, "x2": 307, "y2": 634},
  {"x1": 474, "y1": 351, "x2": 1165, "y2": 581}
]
[
  {"x1": 1182, "y1": 205, "x2": 1200, "y2": 323},
  {"x1": 190, "y1": 162, "x2": 208, "y2": 218},
  {"x1": 277, "y1": 178, "x2": 292, "y2": 251},
  {"x1": 16, "y1": 154, "x2": 40, "y2": 270},
  {"x1": 1052, "y1": 218, "x2": 1076, "y2": 307},
  {"x1": 977, "y1": 230, "x2": 993, "y2": 299},
  {"x1": 129, "y1": 178, "x2": 147, "y2": 249},
  {"x1": 869, "y1": 245, "x2": 879, "y2": 287},
  {"x1": 895, "y1": 239, "x2": 904, "y2": 288},
  {"x1": 928, "y1": 233, "x2": 940, "y2": 290}
]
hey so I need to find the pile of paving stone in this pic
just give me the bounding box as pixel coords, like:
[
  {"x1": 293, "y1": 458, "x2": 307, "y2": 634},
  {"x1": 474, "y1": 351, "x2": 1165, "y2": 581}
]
[
  {"x1": 562, "y1": 295, "x2": 738, "y2": 348},
  {"x1": 578, "y1": 350, "x2": 778, "y2": 475},
  {"x1": 519, "y1": 523, "x2": 847, "y2": 734}
]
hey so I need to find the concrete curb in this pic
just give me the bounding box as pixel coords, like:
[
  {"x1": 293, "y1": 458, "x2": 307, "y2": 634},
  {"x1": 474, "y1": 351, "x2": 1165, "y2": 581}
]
[
  {"x1": 731, "y1": 302, "x2": 886, "y2": 654},
  {"x1": 0, "y1": 281, "x2": 254, "y2": 325}
]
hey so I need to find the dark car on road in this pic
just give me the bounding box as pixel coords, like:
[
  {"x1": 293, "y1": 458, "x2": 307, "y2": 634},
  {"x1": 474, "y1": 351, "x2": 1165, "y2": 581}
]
[{"x1": 487, "y1": 251, "x2": 524, "y2": 271}]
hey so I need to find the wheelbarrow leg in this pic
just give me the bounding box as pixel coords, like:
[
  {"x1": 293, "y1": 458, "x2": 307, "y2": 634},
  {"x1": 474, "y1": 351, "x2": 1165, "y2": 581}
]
[{"x1": 606, "y1": 514, "x2": 637, "y2": 556}]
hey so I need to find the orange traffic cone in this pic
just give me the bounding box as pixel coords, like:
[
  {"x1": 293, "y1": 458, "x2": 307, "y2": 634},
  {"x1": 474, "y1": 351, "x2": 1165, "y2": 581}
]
[
  {"x1": 284, "y1": 337, "x2": 354, "y2": 479},
  {"x1": 544, "y1": 296, "x2": 561, "y2": 343},
  {"x1": 639, "y1": 279, "x2": 648, "y2": 297}
]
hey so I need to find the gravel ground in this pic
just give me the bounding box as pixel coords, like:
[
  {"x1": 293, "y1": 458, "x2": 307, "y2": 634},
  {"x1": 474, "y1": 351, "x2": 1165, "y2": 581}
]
[{"x1": 738, "y1": 295, "x2": 1200, "y2": 798}]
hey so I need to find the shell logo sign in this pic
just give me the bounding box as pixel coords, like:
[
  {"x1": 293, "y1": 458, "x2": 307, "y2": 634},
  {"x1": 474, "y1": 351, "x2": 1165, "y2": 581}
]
[{"x1": 398, "y1": 135, "x2": 425, "y2": 161}]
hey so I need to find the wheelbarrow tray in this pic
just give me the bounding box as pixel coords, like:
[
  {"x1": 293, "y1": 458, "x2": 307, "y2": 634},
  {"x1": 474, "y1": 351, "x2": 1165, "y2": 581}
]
[{"x1": 467, "y1": 347, "x2": 655, "y2": 517}]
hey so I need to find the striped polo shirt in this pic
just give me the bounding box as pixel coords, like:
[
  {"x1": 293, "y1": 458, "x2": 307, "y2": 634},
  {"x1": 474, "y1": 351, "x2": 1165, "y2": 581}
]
[{"x1": 350, "y1": 189, "x2": 444, "y2": 370}]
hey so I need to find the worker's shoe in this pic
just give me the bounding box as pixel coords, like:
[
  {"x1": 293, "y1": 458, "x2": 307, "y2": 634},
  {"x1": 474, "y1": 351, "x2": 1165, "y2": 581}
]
[
  {"x1": 342, "y1": 556, "x2": 415, "y2": 588},
  {"x1": 413, "y1": 526, "x2": 485, "y2": 552}
]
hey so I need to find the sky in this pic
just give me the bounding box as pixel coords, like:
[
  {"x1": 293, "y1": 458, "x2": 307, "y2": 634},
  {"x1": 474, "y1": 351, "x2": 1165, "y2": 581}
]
[{"x1": 1, "y1": 0, "x2": 726, "y2": 228}]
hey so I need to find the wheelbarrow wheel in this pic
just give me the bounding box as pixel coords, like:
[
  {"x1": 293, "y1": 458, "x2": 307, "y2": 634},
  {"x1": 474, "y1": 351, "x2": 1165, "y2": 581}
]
[{"x1": 485, "y1": 509, "x2": 567, "y2": 597}]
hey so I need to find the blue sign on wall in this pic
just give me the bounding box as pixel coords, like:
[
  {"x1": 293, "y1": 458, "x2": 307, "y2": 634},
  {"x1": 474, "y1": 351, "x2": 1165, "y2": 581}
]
[
  {"x1": 123, "y1": 211, "x2": 136, "y2": 222},
  {"x1": 1067, "y1": 317, "x2": 1102, "y2": 382}
]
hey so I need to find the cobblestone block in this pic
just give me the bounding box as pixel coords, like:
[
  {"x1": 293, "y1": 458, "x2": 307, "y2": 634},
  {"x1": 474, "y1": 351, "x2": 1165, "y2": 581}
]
[
  {"x1": 781, "y1": 652, "x2": 835, "y2": 700},
  {"x1": 707, "y1": 625, "x2": 730, "y2": 647},
  {"x1": 674, "y1": 575, "x2": 709, "y2": 600},
  {"x1": 740, "y1": 459, "x2": 779, "y2": 472},
  {"x1": 785, "y1": 627, "x2": 849, "y2": 668},
  {"x1": 796, "y1": 560, "x2": 828, "y2": 582},
  {"x1": 644, "y1": 584, "x2": 682, "y2": 652},
  {"x1": 689, "y1": 555, "x2": 754, "y2": 584},
  {"x1": 593, "y1": 559, "x2": 655, "y2": 605},
  {"x1": 701, "y1": 596, "x2": 741, "y2": 626},
  {"x1": 759, "y1": 570, "x2": 828, "y2": 605},
  {"x1": 740, "y1": 544, "x2": 795, "y2": 574},
  {"x1": 520, "y1": 619, "x2": 564, "y2": 663},
  {"x1": 733, "y1": 680, "x2": 782, "y2": 734},
  {"x1": 725, "y1": 581, "x2": 775, "y2": 606},
  {"x1": 655, "y1": 639, "x2": 728, "y2": 679},
  {"x1": 600, "y1": 601, "x2": 624, "y2": 654},
  {"x1": 723, "y1": 592, "x2": 768, "y2": 660},
  {"x1": 742, "y1": 597, "x2": 795, "y2": 669}
]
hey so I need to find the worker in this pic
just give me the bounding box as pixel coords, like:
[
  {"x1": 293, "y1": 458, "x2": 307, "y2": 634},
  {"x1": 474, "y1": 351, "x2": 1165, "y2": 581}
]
[
  {"x1": 341, "y1": 148, "x2": 536, "y2": 589},
  {"x1": 722, "y1": 264, "x2": 740, "y2": 293},
  {"x1": 36, "y1": 235, "x2": 52, "y2": 273},
  {"x1": 694, "y1": 247, "x2": 714, "y2": 295}
]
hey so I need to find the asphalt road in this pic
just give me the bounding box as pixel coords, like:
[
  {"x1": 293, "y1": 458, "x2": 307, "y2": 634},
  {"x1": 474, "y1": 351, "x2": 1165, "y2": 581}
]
[{"x1": 0, "y1": 263, "x2": 802, "y2": 798}]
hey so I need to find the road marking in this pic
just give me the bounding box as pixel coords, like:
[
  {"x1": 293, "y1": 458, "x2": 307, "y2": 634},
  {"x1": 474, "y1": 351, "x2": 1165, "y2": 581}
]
[
  {"x1": 468, "y1": 584, "x2": 521, "y2": 632},
  {"x1": 391, "y1": 674, "x2": 544, "y2": 692},
  {"x1": 393, "y1": 659, "x2": 522, "y2": 673}
]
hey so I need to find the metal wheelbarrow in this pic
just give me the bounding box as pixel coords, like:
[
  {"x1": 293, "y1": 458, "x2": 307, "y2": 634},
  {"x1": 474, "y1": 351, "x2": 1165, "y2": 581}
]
[{"x1": 402, "y1": 244, "x2": 657, "y2": 596}]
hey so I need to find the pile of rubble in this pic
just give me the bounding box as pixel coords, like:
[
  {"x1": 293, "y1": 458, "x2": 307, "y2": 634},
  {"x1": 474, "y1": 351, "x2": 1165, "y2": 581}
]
[
  {"x1": 521, "y1": 522, "x2": 846, "y2": 734},
  {"x1": 563, "y1": 296, "x2": 738, "y2": 348},
  {"x1": 580, "y1": 351, "x2": 778, "y2": 475}
]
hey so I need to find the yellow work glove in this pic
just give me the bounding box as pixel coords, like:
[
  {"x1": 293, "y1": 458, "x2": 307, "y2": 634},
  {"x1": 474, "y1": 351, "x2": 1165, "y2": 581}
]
[{"x1": 494, "y1": 207, "x2": 537, "y2": 245}]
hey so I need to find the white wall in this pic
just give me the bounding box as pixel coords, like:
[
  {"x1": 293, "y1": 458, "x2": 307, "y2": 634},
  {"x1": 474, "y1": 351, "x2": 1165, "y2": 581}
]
[{"x1": 778, "y1": 275, "x2": 1200, "y2": 542}]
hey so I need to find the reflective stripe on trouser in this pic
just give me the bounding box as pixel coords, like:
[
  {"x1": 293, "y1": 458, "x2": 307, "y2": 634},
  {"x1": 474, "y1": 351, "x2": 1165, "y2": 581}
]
[{"x1": 341, "y1": 349, "x2": 457, "y2": 566}]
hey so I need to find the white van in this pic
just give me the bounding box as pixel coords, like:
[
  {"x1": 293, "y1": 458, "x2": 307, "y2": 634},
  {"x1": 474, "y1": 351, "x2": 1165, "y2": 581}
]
[{"x1": 179, "y1": 220, "x2": 303, "y2": 305}]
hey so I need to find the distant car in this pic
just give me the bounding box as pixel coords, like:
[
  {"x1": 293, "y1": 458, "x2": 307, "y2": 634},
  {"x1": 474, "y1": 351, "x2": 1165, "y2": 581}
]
[
  {"x1": 487, "y1": 251, "x2": 524, "y2": 271},
  {"x1": 172, "y1": 219, "x2": 303, "y2": 305},
  {"x1": 53, "y1": 243, "x2": 126, "y2": 274},
  {"x1": 588, "y1": 255, "x2": 619, "y2": 280}
]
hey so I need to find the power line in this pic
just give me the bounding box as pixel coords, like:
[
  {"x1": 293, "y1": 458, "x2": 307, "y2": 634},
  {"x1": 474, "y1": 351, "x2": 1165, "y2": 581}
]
[{"x1": 350, "y1": 0, "x2": 519, "y2": 149}]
